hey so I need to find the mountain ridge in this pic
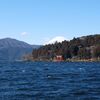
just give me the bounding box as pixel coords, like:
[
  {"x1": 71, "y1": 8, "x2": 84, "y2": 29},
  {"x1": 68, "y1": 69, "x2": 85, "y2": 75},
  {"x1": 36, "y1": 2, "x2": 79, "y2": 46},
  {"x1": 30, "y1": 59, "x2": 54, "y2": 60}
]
[{"x1": 0, "y1": 38, "x2": 40, "y2": 61}]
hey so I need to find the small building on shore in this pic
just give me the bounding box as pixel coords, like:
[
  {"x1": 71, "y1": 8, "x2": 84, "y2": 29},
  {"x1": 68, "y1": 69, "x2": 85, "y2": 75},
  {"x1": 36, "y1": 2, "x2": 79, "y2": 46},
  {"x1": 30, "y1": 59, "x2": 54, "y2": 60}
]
[{"x1": 53, "y1": 55, "x2": 64, "y2": 61}]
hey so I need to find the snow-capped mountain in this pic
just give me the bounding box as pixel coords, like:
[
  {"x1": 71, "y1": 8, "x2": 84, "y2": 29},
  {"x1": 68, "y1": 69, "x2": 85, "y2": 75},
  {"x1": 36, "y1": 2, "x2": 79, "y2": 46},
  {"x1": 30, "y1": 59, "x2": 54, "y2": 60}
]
[{"x1": 44, "y1": 36, "x2": 66, "y2": 45}]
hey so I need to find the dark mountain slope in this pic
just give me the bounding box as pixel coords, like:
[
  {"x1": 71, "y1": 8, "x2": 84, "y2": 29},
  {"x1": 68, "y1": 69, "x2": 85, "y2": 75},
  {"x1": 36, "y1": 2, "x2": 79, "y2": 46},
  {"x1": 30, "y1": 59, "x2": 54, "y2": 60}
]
[{"x1": 0, "y1": 38, "x2": 39, "y2": 61}]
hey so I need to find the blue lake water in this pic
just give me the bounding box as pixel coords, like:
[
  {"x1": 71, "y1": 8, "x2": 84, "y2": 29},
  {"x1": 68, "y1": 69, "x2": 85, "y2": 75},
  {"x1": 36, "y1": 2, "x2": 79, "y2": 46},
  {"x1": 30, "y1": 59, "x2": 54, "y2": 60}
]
[{"x1": 0, "y1": 61, "x2": 100, "y2": 100}]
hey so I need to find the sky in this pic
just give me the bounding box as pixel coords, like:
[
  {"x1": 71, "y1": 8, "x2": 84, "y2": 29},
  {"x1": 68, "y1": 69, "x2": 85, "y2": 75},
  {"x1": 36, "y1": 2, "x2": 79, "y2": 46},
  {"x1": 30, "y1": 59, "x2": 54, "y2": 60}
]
[{"x1": 0, "y1": 0, "x2": 100, "y2": 45}]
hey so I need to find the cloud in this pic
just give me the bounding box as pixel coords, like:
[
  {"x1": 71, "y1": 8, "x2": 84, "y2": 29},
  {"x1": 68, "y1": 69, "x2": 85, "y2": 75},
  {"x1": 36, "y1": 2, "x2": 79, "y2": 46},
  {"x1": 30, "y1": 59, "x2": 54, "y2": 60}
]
[{"x1": 20, "y1": 32, "x2": 28, "y2": 36}]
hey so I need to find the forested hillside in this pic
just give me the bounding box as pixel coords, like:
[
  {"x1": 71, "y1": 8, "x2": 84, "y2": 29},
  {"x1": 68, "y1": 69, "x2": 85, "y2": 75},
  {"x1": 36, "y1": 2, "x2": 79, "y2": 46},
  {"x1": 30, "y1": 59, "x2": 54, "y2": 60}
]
[{"x1": 32, "y1": 35, "x2": 100, "y2": 61}]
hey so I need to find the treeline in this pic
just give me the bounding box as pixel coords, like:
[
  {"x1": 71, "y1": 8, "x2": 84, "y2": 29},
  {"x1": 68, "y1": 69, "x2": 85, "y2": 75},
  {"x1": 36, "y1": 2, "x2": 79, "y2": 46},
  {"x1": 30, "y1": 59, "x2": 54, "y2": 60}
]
[{"x1": 32, "y1": 34, "x2": 100, "y2": 61}]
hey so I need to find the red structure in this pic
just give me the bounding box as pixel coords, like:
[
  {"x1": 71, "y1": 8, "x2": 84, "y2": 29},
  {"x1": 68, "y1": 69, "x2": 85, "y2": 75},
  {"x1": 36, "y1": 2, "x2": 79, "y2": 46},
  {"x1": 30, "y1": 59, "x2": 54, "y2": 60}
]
[{"x1": 54, "y1": 55, "x2": 64, "y2": 61}]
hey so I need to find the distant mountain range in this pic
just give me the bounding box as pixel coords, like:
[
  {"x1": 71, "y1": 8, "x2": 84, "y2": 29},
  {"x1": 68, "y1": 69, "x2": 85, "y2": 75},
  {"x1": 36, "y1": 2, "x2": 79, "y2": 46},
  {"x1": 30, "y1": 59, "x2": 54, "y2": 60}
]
[{"x1": 0, "y1": 38, "x2": 40, "y2": 61}]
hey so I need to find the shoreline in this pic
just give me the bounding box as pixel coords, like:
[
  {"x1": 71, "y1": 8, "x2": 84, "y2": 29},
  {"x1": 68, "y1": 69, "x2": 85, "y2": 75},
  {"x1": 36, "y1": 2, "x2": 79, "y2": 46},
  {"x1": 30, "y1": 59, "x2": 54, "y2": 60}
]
[{"x1": 25, "y1": 58, "x2": 100, "y2": 62}]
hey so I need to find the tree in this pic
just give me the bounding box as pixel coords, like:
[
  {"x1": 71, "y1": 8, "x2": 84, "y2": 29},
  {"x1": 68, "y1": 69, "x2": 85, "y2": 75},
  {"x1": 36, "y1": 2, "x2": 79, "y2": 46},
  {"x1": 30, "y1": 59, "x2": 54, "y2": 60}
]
[
  {"x1": 93, "y1": 45, "x2": 100, "y2": 58},
  {"x1": 78, "y1": 48, "x2": 91, "y2": 59}
]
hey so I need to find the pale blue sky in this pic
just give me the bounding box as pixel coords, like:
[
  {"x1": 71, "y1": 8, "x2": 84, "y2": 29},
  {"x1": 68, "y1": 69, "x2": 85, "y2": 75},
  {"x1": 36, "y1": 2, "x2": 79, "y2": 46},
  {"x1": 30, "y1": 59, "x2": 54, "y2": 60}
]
[{"x1": 0, "y1": 0, "x2": 100, "y2": 44}]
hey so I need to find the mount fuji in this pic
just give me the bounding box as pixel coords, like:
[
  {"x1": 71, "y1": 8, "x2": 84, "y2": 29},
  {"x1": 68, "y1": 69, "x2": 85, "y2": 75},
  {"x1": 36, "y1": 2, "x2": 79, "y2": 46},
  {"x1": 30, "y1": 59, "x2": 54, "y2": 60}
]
[{"x1": 44, "y1": 36, "x2": 67, "y2": 45}]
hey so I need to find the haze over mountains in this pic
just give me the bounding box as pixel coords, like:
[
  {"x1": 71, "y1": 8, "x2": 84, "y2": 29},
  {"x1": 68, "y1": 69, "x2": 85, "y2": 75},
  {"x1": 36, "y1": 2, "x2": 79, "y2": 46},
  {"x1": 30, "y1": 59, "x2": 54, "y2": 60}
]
[{"x1": 0, "y1": 38, "x2": 40, "y2": 61}]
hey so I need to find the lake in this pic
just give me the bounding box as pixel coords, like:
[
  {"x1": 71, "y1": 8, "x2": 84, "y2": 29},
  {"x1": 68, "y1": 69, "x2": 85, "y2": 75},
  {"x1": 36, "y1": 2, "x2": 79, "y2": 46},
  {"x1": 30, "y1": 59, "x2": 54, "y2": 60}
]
[{"x1": 0, "y1": 61, "x2": 100, "y2": 100}]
